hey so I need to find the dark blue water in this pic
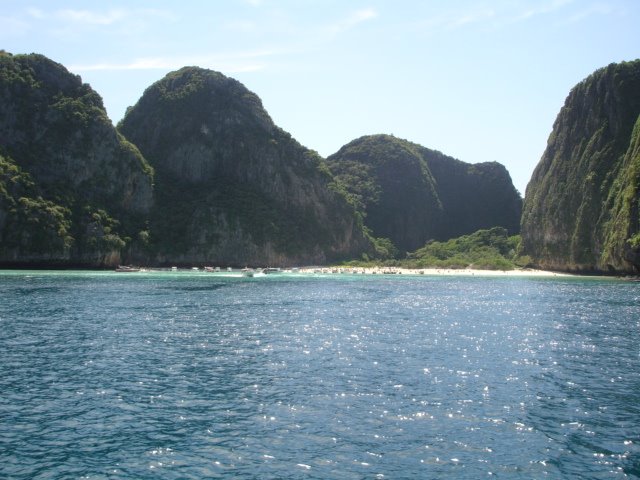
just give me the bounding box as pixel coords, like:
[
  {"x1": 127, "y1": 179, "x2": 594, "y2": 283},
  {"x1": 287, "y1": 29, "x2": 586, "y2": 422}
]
[{"x1": 0, "y1": 271, "x2": 638, "y2": 479}]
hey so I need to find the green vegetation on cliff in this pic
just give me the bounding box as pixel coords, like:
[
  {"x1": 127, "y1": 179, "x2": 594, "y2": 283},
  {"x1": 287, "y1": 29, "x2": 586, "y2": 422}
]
[
  {"x1": 601, "y1": 114, "x2": 640, "y2": 270},
  {"x1": 521, "y1": 60, "x2": 640, "y2": 273},
  {"x1": 407, "y1": 227, "x2": 522, "y2": 270},
  {"x1": 344, "y1": 227, "x2": 524, "y2": 270},
  {"x1": 327, "y1": 134, "x2": 522, "y2": 253},
  {"x1": 0, "y1": 52, "x2": 154, "y2": 266},
  {"x1": 0, "y1": 154, "x2": 73, "y2": 258}
]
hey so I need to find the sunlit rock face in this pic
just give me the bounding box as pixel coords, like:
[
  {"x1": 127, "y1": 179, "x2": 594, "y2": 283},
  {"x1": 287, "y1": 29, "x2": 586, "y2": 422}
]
[
  {"x1": 119, "y1": 67, "x2": 371, "y2": 266},
  {"x1": 521, "y1": 60, "x2": 640, "y2": 274}
]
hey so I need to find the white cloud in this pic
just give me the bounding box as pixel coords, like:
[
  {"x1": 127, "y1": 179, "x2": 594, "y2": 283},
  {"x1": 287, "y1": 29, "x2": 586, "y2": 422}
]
[
  {"x1": 71, "y1": 60, "x2": 265, "y2": 73},
  {"x1": 26, "y1": 8, "x2": 45, "y2": 19},
  {"x1": 70, "y1": 58, "x2": 173, "y2": 71},
  {"x1": 510, "y1": 0, "x2": 575, "y2": 23},
  {"x1": 56, "y1": 8, "x2": 128, "y2": 25},
  {"x1": 23, "y1": 6, "x2": 178, "y2": 41},
  {"x1": 446, "y1": 9, "x2": 496, "y2": 29},
  {"x1": 68, "y1": 50, "x2": 282, "y2": 73},
  {"x1": 566, "y1": 3, "x2": 612, "y2": 24},
  {"x1": 22, "y1": 6, "x2": 177, "y2": 27},
  {"x1": 328, "y1": 7, "x2": 378, "y2": 34},
  {"x1": 412, "y1": 0, "x2": 576, "y2": 33},
  {"x1": 351, "y1": 8, "x2": 378, "y2": 24}
]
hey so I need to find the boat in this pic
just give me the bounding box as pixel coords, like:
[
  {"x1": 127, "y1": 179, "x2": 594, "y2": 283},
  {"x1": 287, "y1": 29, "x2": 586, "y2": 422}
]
[
  {"x1": 241, "y1": 267, "x2": 254, "y2": 277},
  {"x1": 262, "y1": 267, "x2": 281, "y2": 274},
  {"x1": 115, "y1": 265, "x2": 140, "y2": 272}
]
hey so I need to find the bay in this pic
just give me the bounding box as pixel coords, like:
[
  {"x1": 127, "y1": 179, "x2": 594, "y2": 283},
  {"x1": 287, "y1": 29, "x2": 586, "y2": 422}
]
[{"x1": 0, "y1": 270, "x2": 638, "y2": 479}]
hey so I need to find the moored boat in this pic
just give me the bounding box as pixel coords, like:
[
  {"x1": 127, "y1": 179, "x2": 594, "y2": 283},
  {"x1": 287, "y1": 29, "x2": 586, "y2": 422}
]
[
  {"x1": 115, "y1": 265, "x2": 140, "y2": 272},
  {"x1": 262, "y1": 267, "x2": 281, "y2": 274},
  {"x1": 241, "y1": 267, "x2": 254, "y2": 277}
]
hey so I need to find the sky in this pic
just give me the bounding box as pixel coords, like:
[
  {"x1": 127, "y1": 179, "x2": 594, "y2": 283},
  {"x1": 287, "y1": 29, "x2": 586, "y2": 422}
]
[{"x1": 2, "y1": 0, "x2": 639, "y2": 195}]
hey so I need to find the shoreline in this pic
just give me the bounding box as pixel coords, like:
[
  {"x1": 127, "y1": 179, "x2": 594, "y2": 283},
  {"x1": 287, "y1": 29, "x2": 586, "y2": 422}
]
[
  {"x1": 1, "y1": 265, "x2": 631, "y2": 279},
  {"x1": 299, "y1": 266, "x2": 574, "y2": 277}
]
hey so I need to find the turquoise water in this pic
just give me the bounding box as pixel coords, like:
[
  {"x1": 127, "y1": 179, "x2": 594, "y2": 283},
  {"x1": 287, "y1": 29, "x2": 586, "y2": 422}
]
[{"x1": 0, "y1": 270, "x2": 638, "y2": 479}]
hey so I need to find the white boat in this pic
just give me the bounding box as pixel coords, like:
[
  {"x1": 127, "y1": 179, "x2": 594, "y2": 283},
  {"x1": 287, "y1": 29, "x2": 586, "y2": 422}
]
[
  {"x1": 241, "y1": 267, "x2": 254, "y2": 277},
  {"x1": 115, "y1": 265, "x2": 140, "y2": 272}
]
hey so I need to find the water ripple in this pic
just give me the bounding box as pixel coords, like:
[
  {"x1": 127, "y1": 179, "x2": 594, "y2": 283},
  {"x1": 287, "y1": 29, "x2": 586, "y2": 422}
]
[{"x1": 0, "y1": 273, "x2": 638, "y2": 478}]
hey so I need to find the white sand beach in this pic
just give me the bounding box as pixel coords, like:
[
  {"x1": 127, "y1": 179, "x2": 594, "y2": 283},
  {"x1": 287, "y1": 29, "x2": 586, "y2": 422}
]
[{"x1": 298, "y1": 266, "x2": 573, "y2": 277}]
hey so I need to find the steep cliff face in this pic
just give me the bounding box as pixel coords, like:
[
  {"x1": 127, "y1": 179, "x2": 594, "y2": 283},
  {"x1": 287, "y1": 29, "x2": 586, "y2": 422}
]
[
  {"x1": 326, "y1": 135, "x2": 443, "y2": 252},
  {"x1": 119, "y1": 67, "x2": 369, "y2": 266},
  {"x1": 426, "y1": 154, "x2": 522, "y2": 240},
  {"x1": 327, "y1": 135, "x2": 522, "y2": 252},
  {"x1": 0, "y1": 52, "x2": 154, "y2": 266},
  {"x1": 603, "y1": 115, "x2": 640, "y2": 270},
  {"x1": 521, "y1": 60, "x2": 640, "y2": 273}
]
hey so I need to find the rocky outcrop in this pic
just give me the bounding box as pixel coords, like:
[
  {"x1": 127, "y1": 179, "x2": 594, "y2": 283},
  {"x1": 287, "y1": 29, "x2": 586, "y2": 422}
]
[
  {"x1": 326, "y1": 135, "x2": 522, "y2": 252},
  {"x1": 521, "y1": 60, "x2": 640, "y2": 273},
  {"x1": 118, "y1": 67, "x2": 370, "y2": 266},
  {"x1": 0, "y1": 52, "x2": 154, "y2": 266},
  {"x1": 0, "y1": 53, "x2": 525, "y2": 268}
]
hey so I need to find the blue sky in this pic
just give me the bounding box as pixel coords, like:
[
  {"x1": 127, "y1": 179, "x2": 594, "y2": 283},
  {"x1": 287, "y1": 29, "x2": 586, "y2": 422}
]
[{"x1": 2, "y1": 0, "x2": 639, "y2": 194}]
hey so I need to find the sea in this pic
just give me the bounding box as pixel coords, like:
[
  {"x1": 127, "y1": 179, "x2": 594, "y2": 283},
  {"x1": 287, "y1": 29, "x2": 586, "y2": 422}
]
[{"x1": 0, "y1": 270, "x2": 638, "y2": 479}]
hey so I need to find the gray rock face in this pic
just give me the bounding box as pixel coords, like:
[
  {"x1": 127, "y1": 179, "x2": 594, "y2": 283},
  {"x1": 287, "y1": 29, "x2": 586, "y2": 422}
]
[
  {"x1": 521, "y1": 60, "x2": 640, "y2": 273},
  {"x1": 327, "y1": 135, "x2": 522, "y2": 252},
  {"x1": 119, "y1": 67, "x2": 370, "y2": 266}
]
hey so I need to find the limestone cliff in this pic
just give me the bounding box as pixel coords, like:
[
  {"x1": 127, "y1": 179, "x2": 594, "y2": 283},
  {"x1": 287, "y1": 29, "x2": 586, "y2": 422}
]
[
  {"x1": 118, "y1": 67, "x2": 370, "y2": 266},
  {"x1": 327, "y1": 135, "x2": 522, "y2": 252},
  {"x1": 0, "y1": 52, "x2": 154, "y2": 266},
  {"x1": 521, "y1": 60, "x2": 640, "y2": 273}
]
